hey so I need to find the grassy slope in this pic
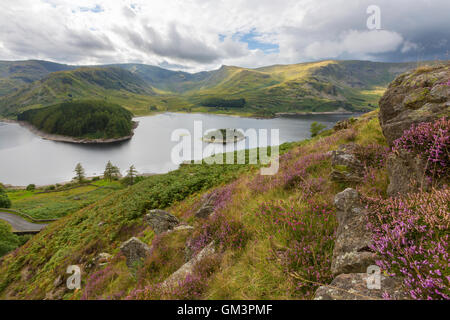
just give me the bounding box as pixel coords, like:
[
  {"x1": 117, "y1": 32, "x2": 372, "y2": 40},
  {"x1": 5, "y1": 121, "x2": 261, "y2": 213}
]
[
  {"x1": 0, "y1": 60, "x2": 74, "y2": 97},
  {"x1": 0, "y1": 60, "x2": 424, "y2": 118},
  {"x1": 7, "y1": 180, "x2": 124, "y2": 220},
  {"x1": 0, "y1": 67, "x2": 164, "y2": 117},
  {"x1": 0, "y1": 111, "x2": 389, "y2": 300}
]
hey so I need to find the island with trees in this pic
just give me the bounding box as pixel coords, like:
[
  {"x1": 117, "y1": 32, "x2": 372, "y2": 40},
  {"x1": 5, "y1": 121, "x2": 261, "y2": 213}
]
[
  {"x1": 17, "y1": 100, "x2": 137, "y2": 144},
  {"x1": 202, "y1": 128, "x2": 245, "y2": 144}
]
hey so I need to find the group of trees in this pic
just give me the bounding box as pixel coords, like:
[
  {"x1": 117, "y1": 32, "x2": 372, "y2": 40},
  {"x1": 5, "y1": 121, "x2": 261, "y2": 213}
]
[
  {"x1": 0, "y1": 186, "x2": 11, "y2": 208},
  {"x1": 0, "y1": 184, "x2": 11, "y2": 208},
  {"x1": 201, "y1": 97, "x2": 246, "y2": 109},
  {"x1": 73, "y1": 162, "x2": 139, "y2": 186},
  {"x1": 18, "y1": 100, "x2": 134, "y2": 139}
]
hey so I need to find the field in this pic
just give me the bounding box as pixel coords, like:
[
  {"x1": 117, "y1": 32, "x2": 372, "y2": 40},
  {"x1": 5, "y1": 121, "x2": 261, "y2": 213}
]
[{"x1": 7, "y1": 180, "x2": 124, "y2": 220}]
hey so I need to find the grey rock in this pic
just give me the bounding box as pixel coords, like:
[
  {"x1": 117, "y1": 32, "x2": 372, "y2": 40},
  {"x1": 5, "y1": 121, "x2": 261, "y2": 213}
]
[
  {"x1": 330, "y1": 144, "x2": 364, "y2": 183},
  {"x1": 195, "y1": 192, "x2": 219, "y2": 219},
  {"x1": 93, "y1": 252, "x2": 112, "y2": 266},
  {"x1": 332, "y1": 189, "x2": 375, "y2": 276},
  {"x1": 379, "y1": 64, "x2": 450, "y2": 147},
  {"x1": 386, "y1": 151, "x2": 429, "y2": 196},
  {"x1": 314, "y1": 273, "x2": 408, "y2": 300},
  {"x1": 120, "y1": 237, "x2": 151, "y2": 267},
  {"x1": 144, "y1": 209, "x2": 179, "y2": 234},
  {"x1": 161, "y1": 242, "x2": 216, "y2": 289}
]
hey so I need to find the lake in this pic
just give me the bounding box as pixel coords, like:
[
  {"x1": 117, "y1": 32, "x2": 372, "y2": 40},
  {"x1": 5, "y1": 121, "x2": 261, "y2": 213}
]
[{"x1": 0, "y1": 112, "x2": 358, "y2": 186}]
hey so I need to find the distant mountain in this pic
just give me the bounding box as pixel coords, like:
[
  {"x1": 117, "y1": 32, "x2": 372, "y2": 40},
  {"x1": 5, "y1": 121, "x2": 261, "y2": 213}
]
[
  {"x1": 0, "y1": 67, "x2": 155, "y2": 117},
  {"x1": 0, "y1": 60, "x2": 74, "y2": 96},
  {"x1": 0, "y1": 59, "x2": 434, "y2": 117}
]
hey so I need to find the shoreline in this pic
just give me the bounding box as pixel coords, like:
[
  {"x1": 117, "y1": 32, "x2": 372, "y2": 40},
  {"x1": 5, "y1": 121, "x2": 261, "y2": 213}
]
[
  {"x1": 3, "y1": 120, "x2": 139, "y2": 144},
  {"x1": 135, "y1": 110, "x2": 363, "y2": 121}
]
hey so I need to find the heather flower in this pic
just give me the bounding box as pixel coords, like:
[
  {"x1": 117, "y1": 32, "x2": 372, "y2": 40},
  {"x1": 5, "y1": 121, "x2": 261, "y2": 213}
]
[
  {"x1": 392, "y1": 117, "x2": 449, "y2": 180},
  {"x1": 366, "y1": 188, "x2": 450, "y2": 300}
]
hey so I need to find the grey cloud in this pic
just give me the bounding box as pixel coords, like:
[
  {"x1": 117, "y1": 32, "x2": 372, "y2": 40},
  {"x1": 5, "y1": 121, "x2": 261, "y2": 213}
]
[{"x1": 120, "y1": 24, "x2": 222, "y2": 63}]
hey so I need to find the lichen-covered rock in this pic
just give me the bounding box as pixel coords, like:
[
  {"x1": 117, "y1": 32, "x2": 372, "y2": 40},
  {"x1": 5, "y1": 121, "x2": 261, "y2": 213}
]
[
  {"x1": 332, "y1": 189, "x2": 375, "y2": 276},
  {"x1": 120, "y1": 237, "x2": 151, "y2": 267},
  {"x1": 161, "y1": 242, "x2": 216, "y2": 289},
  {"x1": 386, "y1": 150, "x2": 429, "y2": 196},
  {"x1": 144, "y1": 209, "x2": 179, "y2": 234},
  {"x1": 330, "y1": 144, "x2": 364, "y2": 183},
  {"x1": 314, "y1": 273, "x2": 408, "y2": 300},
  {"x1": 379, "y1": 64, "x2": 450, "y2": 147}
]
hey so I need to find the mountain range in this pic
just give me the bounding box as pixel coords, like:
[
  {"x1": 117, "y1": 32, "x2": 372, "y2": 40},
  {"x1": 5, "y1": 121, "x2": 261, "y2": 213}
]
[{"x1": 0, "y1": 59, "x2": 427, "y2": 118}]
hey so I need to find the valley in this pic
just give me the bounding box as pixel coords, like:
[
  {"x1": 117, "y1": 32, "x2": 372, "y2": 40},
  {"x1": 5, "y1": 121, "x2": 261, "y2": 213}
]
[{"x1": 0, "y1": 60, "x2": 422, "y2": 119}]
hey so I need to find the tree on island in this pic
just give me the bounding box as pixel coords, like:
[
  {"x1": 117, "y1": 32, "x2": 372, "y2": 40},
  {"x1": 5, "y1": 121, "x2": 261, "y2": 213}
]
[
  {"x1": 103, "y1": 161, "x2": 121, "y2": 181},
  {"x1": 124, "y1": 165, "x2": 138, "y2": 186},
  {"x1": 74, "y1": 163, "x2": 86, "y2": 183}
]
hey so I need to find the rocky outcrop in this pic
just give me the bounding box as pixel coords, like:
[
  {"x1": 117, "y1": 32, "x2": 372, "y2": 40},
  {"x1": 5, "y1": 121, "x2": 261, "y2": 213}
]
[
  {"x1": 333, "y1": 118, "x2": 357, "y2": 131},
  {"x1": 330, "y1": 144, "x2": 364, "y2": 183},
  {"x1": 314, "y1": 188, "x2": 407, "y2": 300},
  {"x1": 314, "y1": 273, "x2": 408, "y2": 300},
  {"x1": 331, "y1": 189, "x2": 375, "y2": 276},
  {"x1": 161, "y1": 242, "x2": 216, "y2": 289},
  {"x1": 378, "y1": 64, "x2": 449, "y2": 196},
  {"x1": 379, "y1": 64, "x2": 450, "y2": 147},
  {"x1": 144, "y1": 209, "x2": 179, "y2": 234},
  {"x1": 195, "y1": 192, "x2": 219, "y2": 219},
  {"x1": 120, "y1": 237, "x2": 151, "y2": 267}
]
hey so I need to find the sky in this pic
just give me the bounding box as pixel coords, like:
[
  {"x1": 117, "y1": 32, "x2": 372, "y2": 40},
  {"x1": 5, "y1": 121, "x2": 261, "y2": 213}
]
[{"x1": 0, "y1": 0, "x2": 449, "y2": 72}]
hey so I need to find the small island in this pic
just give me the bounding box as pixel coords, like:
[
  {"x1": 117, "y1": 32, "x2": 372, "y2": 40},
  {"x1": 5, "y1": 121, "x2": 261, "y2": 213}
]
[
  {"x1": 202, "y1": 129, "x2": 245, "y2": 144},
  {"x1": 17, "y1": 100, "x2": 137, "y2": 144}
]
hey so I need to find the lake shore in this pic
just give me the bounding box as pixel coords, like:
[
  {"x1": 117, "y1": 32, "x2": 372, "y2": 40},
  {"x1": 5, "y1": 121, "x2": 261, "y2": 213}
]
[{"x1": 2, "y1": 120, "x2": 139, "y2": 144}]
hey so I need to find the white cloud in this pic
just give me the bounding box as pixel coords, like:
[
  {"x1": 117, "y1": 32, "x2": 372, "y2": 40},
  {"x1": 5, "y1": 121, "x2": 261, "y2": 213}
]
[
  {"x1": 304, "y1": 30, "x2": 404, "y2": 60},
  {"x1": 0, "y1": 0, "x2": 448, "y2": 71}
]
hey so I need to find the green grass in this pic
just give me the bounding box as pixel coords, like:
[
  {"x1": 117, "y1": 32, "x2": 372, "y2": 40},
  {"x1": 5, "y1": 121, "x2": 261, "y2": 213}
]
[
  {"x1": 7, "y1": 180, "x2": 124, "y2": 219},
  {"x1": 0, "y1": 111, "x2": 388, "y2": 300}
]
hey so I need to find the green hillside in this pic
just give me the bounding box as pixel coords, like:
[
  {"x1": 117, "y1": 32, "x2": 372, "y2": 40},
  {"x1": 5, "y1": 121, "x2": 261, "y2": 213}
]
[
  {"x1": 0, "y1": 60, "x2": 74, "y2": 96},
  {"x1": 0, "y1": 59, "x2": 429, "y2": 118},
  {"x1": 0, "y1": 67, "x2": 157, "y2": 117},
  {"x1": 0, "y1": 112, "x2": 385, "y2": 299},
  {"x1": 17, "y1": 100, "x2": 135, "y2": 140}
]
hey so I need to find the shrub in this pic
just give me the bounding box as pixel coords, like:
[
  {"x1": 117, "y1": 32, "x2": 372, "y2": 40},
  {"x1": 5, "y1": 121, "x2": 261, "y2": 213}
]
[
  {"x1": 310, "y1": 122, "x2": 327, "y2": 137},
  {"x1": 353, "y1": 144, "x2": 390, "y2": 169},
  {"x1": 0, "y1": 186, "x2": 11, "y2": 208},
  {"x1": 0, "y1": 221, "x2": 20, "y2": 257},
  {"x1": 366, "y1": 189, "x2": 450, "y2": 300},
  {"x1": 26, "y1": 184, "x2": 36, "y2": 191},
  {"x1": 392, "y1": 117, "x2": 449, "y2": 180}
]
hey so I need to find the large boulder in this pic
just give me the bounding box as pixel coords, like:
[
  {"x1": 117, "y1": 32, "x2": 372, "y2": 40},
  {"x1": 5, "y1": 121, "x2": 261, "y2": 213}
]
[
  {"x1": 314, "y1": 273, "x2": 408, "y2": 300},
  {"x1": 386, "y1": 150, "x2": 429, "y2": 196},
  {"x1": 379, "y1": 63, "x2": 450, "y2": 147},
  {"x1": 332, "y1": 189, "x2": 376, "y2": 276},
  {"x1": 120, "y1": 237, "x2": 151, "y2": 267},
  {"x1": 144, "y1": 209, "x2": 179, "y2": 234}
]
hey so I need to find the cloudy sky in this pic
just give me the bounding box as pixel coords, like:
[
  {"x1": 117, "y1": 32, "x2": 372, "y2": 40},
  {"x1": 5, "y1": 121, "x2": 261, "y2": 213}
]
[{"x1": 0, "y1": 0, "x2": 449, "y2": 72}]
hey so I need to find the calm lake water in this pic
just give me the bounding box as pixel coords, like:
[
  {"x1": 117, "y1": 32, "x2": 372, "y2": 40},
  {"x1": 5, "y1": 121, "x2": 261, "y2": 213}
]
[{"x1": 0, "y1": 112, "x2": 358, "y2": 186}]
